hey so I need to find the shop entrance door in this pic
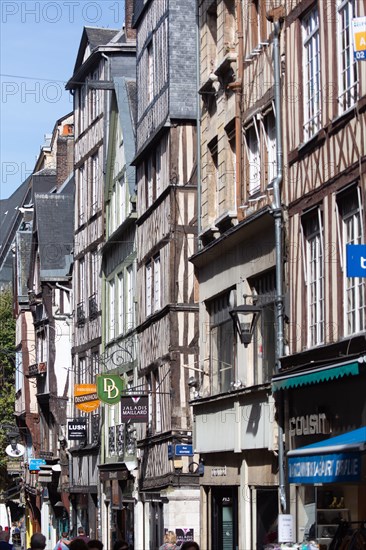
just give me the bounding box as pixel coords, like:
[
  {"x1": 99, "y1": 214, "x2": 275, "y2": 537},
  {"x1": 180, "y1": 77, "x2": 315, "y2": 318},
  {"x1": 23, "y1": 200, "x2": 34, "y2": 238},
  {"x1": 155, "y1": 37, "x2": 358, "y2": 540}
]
[
  {"x1": 149, "y1": 501, "x2": 163, "y2": 550},
  {"x1": 256, "y1": 488, "x2": 278, "y2": 549},
  {"x1": 212, "y1": 487, "x2": 238, "y2": 550}
]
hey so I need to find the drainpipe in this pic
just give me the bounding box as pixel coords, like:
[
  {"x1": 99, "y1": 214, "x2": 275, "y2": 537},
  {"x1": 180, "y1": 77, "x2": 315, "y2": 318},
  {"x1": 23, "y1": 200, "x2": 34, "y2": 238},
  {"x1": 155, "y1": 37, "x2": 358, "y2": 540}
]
[
  {"x1": 236, "y1": 0, "x2": 244, "y2": 220},
  {"x1": 269, "y1": 14, "x2": 286, "y2": 513},
  {"x1": 196, "y1": 1, "x2": 202, "y2": 248}
]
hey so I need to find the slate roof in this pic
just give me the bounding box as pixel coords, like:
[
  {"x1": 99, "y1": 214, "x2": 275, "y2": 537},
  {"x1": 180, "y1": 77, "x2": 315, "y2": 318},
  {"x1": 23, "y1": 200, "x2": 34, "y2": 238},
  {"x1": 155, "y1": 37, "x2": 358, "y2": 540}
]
[
  {"x1": 114, "y1": 77, "x2": 137, "y2": 197},
  {"x1": 72, "y1": 26, "x2": 120, "y2": 76},
  {"x1": 34, "y1": 193, "x2": 74, "y2": 280},
  {"x1": 0, "y1": 178, "x2": 30, "y2": 253},
  {"x1": 132, "y1": 0, "x2": 150, "y2": 27},
  {"x1": 16, "y1": 230, "x2": 32, "y2": 302}
]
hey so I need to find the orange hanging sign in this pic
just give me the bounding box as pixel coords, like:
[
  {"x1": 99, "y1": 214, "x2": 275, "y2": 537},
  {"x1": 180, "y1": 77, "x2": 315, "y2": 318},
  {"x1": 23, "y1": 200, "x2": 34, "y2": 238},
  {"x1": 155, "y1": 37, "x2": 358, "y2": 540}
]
[{"x1": 74, "y1": 384, "x2": 100, "y2": 413}]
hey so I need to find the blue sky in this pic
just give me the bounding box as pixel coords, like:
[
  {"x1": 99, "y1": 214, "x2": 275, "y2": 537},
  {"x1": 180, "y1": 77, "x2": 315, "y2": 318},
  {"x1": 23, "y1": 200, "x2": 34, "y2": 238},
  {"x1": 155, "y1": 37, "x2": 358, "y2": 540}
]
[{"x1": 0, "y1": 1, "x2": 125, "y2": 199}]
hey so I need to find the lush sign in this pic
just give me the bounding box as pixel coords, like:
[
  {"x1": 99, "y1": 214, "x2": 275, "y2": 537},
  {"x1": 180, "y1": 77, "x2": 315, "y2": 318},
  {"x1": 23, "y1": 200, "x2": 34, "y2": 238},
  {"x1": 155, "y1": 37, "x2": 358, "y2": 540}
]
[
  {"x1": 97, "y1": 375, "x2": 124, "y2": 405},
  {"x1": 288, "y1": 452, "x2": 361, "y2": 484},
  {"x1": 68, "y1": 419, "x2": 87, "y2": 440}
]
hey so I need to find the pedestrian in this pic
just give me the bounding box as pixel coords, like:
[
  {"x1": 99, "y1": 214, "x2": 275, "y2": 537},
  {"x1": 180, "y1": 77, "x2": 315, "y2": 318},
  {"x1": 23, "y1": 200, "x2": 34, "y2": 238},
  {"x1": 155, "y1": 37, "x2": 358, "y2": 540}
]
[
  {"x1": 180, "y1": 543, "x2": 200, "y2": 550},
  {"x1": 69, "y1": 540, "x2": 88, "y2": 550},
  {"x1": 159, "y1": 531, "x2": 177, "y2": 550},
  {"x1": 73, "y1": 528, "x2": 89, "y2": 544},
  {"x1": 112, "y1": 540, "x2": 129, "y2": 550},
  {"x1": 87, "y1": 541, "x2": 103, "y2": 550},
  {"x1": 0, "y1": 530, "x2": 13, "y2": 550},
  {"x1": 53, "y1": 532, "x2": 69, "y2": 550},
  {"x1": 29, "y1": 533, "x2": 46, "y2": 550}
]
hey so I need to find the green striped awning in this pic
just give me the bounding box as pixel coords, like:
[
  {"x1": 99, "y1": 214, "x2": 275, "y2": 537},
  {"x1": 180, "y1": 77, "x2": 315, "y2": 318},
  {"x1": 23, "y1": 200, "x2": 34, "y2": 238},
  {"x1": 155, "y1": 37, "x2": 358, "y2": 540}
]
[{"x1": 272, "y1": 361, "x2": 360, "y2": 392}]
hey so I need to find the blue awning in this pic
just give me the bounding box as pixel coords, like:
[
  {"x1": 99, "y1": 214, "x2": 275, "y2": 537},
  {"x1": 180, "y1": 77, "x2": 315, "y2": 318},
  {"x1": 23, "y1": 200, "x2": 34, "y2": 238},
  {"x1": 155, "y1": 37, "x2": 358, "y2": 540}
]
[
  {"x1": 288, "y1": 426, "x2": 366, "y2": 457},
  {"x1": 272, "y1": 360, "x2": 360, "y2": 392},
  {"x1": 288, "y1": 427, "x2": 366, "y2": 484}
]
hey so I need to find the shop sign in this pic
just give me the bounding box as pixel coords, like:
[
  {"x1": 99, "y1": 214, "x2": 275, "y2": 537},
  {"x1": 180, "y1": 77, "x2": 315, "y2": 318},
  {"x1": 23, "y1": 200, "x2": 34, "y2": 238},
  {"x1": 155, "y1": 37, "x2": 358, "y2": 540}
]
[
  {"x1": 288, "y1": 452, "x2": 361, "y2": 484},
  {"x1": 352, "y1": 17, "x2": 366, "y2": 60},
  {"x1": 74, "y1": 384, "x2": 100, "y2": 413},
  {"x1": 29, "y1": 458, "x2": 46, "y2": 472},
  {"x1": 346, "y1": 244, "x2": 366, "y2": 277},
  {"x1": 175, "y1": 444, "x2": 193, "y2": 456},
  {"x1": 289, "y1": 413, "x2": 330, "y2": 437},
  {"x1": 278, "y1": 515, "x2": 295, "y2": 543},
  {"x1": 175, "y1": 528, "x2": 194, "y2": 546},
  {"x1": 68, "y1": 419, "x2": 87, "y2": 440},
  {"x1": 121, "y1": 395, "x2": 148, "y2": 423},
  {"x1": 7, "y1": 459, "x2": 22, "y2": 474},
  {"x1": 211, "y1": 466, "x2": 227, "y2": 477},
  {"x1": 97, "y1": 375, "x2": 124, "y2": 405}
]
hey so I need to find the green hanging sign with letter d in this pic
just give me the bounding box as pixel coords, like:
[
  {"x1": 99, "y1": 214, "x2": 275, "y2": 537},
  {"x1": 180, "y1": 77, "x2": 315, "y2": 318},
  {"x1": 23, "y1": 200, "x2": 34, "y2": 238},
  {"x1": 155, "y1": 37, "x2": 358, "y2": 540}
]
[{"x1": 97, "y1": 375, "x2": 124, "y2": 405}]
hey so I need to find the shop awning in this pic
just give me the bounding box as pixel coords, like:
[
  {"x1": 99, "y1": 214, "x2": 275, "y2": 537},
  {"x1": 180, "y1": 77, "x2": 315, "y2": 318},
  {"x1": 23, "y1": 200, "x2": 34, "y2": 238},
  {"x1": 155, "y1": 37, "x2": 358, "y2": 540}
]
[
  {"x1": 288, "y1": 427, "x2": 366, "y2": 484},
  {"x1": 288, "y1": 426, "x2": 366, "y2": 457},
  {"x1": 271, "y1": 360, "x2": 359, "y2": 392}
]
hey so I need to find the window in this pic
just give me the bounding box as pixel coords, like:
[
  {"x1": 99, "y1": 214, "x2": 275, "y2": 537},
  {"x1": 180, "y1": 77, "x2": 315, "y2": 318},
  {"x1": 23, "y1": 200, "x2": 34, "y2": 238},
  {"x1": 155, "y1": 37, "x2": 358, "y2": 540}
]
[
  {"x1": 153, "y1": 256, "x2": 161, "y2": 312},
  {"x1": 145, "y1": 256, "x2": 161, "y2": 317},
  {"x1": 207, "y1": 1, "x2": 218, "y2": 71},
  {"x1": 146, "y1": 156, "x2": 153, "y2": 207},
  {"x1": 147, "y1": 41, "x2": 154, "y2": 103},
  {"x1": 302, "y1": 7, "x2": 321, "y2": 140},
  {"x1": 208, "y1": 139, "x2": 219, "y2": 212},
  {"x1": 302, "y1": 209, "x2": 324, "y2": 347},
  {"x1": 119, "y1": 176, "x2": 127, "y2": 220},
  {"x1": 118, "y1": 272, "x2": 124, "y2": 335},
  {"x1": 126, "y1": 264, "x2": 134, "y2": 331},
  {"x1": 249, "y1": 0, "x2": 270, "y2": 50},
  {"x1": 207, "y1": 292, "x2": 235, "y2": 395},
  {"x1": 146, "y1": 262, "x2": 152, "y2": 316},
  {"x1": 108, "y1": 279, "x2": 115, "y2": 341},
  {"x1": 154, "y1": 371, "x2": 162, "y2": 433},
  {"x1": 91, "y1": 153, "x2": 99, "y2": 215},
  {"x1": 78, "y1": 356, "x2": 87, "y2": 385},
  {"x1": 90, "y1": 249, "x2": 98, "y2": 298},
  {"x1": 247, "y1": 124, "x2": 261, "y2": 195},
  {"x1": 89, "y1": 69, "x2": 99, "y2": 122},
  {"x1": 265, "y1": 111, "x2": 277, "y2": 185},
  {"x1": 337, "y1": 0, "x2": 358, "y2": 113},
  {"x1": 249, "y1": 270, "x2": 276, "y2": 385},
  {"x1": 79, "y1": 166, "x2": 85, "y2": 225},
  {"x1": 338, "y1": 187, "x2": 365, "y2": 335},
  {"x1": 79, "y1": 257, "x2": 85, "y2": 304},
  {"x1": 79, "y1": 85, "x2": 87, "y2": 133}
]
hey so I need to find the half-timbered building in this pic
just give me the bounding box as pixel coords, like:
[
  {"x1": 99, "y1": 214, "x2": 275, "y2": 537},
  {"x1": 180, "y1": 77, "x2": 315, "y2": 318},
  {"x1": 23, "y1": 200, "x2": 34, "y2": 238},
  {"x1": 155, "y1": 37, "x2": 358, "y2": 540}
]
[
  {"x1": 271, "y1": 0, "x2": 366, "y2": 544},
  {"x1": 66, "y1": 25, "x2": 136, "y2": 537},
  {"x1": 99, "y1": 75, "x2": 137, "y2": 549},
  {"x1": 132, "y1": 0, "x2": 200, "y2": 546},
  {"x1": 190, "y1": 0, "x2": 282, "y2": 547}
]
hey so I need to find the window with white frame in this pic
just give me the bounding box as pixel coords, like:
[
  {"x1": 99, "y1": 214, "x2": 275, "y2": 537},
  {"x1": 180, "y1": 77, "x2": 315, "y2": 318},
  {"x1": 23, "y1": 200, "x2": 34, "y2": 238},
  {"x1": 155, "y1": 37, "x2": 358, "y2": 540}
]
[
  {"x1": 147, "y1": 41, "x2": 154, "y2": 103},
  {"x1": 145, "y1": 256, "x2": 161, "y2": 317},
  {"x1": 78, "y1": 356, "x2": 87, "y2": 385},
  {"x1": 265, "y1": 111, "x2": 276, "y2": 184},
  {"x1": 302, "y1": 7, "x2": 321, "y2": 140},
  {"x1": 302, "y1": 208, "x2": 324, "y2": 347},
  {"x1": 337, "y1": 0, "x2": 358, "y2": 113},
  {"x1": 79, "y1": 85, "x2": 87, "y2": 133},
  {"x1": 89, "y1": 69, "x2": 99, "y2": 122},
  {"x1": 226, "y1": 126, "x2": 236, "y2": 204},
  {"x1": 126, "y1": 264, "x2": 134, "y2": 331},
  {"x1": 146, "y1": 262, "x2": 152, "y2": 317},
  {"x1": 207, "y1": 292, "x2": 235, "y2": 395},
  {"x1": 79, "y1": 166, "x2": 85, "y2": 225},
  {"x1": 247, "y1": 124, "x2": 261, "y2": 195},
  {"x1": 91, "y1": 152, "x2": 99, "y2": 215},
  {"x1": 118, "y1": 272, "x2": 124, "y2": 335},
  {"x1": 337, "y1": 186, "x2": 365, "y2": 335},
  {"x1": 154, "y1": 370, "x2": 162, "y2": 433},
  {"x1": 108, "y1": 278, "x2": 115, "y2": 341},
  {"x1": 90, "y1": 249, "x2": 98, "y2": 298},
  {"x1": 119, "y1": 176, "x2": 127, "y2": 220},
  {"x1": 79, "y1": 257, "x2": 85, "y2": 304},
  {"x1": 146, "y1": 156, "x2": 153, "y2": 208},
  {"x1": 153, "y1": 256, "x2": 161, "y2": 312}
]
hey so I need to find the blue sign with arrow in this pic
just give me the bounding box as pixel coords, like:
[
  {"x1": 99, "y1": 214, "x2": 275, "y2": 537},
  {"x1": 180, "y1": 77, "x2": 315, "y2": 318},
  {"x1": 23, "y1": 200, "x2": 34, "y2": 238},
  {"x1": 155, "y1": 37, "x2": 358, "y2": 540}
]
[
  {"x1": 175, "y1": 444, "x2": 194, "y2": 456},
  {"x1": 29, "y1": 458, "x2": 46, "y2": 472}
]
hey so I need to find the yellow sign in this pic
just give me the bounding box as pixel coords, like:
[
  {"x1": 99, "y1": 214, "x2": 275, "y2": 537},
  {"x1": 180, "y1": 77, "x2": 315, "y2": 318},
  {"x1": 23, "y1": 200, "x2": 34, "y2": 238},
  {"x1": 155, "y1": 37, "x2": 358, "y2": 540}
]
[
  {"x1": 352, "y1": 17, "x2": 366, "y2": 60},
  {"x1": 74, "y1": 384, "x2": 100, "y2": 413}
]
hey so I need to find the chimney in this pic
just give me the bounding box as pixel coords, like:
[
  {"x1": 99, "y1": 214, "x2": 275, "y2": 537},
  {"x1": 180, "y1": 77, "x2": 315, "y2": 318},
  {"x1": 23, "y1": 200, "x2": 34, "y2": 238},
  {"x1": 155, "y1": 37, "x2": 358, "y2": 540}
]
[
  {"x1": 125, "y1": 0, "x2": 136, "y2": 41},
  {"x1": 56, "y1": 133, "x2": 74, "y2": 190}
]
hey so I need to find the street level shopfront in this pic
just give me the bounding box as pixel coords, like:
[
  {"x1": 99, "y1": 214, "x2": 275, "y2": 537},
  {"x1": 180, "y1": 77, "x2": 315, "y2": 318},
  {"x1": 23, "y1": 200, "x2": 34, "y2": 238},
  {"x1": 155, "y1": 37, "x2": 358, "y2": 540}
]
[{"x1": 273, "y1": 359, "x2": 366, "y2": 549}]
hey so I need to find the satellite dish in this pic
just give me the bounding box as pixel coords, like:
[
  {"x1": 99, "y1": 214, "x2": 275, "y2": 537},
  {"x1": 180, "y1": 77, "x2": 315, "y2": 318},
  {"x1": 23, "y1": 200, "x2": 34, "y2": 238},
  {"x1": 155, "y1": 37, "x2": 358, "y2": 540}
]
[{"x1": 5, "y1": 444, "x2": 25, "y2": 458}]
